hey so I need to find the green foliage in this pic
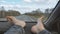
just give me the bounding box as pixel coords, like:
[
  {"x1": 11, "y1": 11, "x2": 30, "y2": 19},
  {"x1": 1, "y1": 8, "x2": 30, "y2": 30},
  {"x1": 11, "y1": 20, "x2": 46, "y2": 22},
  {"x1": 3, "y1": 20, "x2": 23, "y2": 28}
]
[
  {"x1": 0, "y1": 10, "x2": 21, "y2": 18},
  {"x1": 24, "y1": 9, "x2": 44, "y2": 18}
]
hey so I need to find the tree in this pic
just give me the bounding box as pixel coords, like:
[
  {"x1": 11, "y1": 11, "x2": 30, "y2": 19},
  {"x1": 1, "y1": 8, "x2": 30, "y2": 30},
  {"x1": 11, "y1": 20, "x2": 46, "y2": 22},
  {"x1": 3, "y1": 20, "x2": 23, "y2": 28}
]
[
  {"x1": 7, "y1": 10, "x2": 21, "y2": 16},
  {"x1": 24, "y1": 8, "x2": 44, "y2": 18},
  {"x1": 45, "y1": 8, "x2": 53, "y2": 13},
  {"x1": 45, "y1": 8, "x2": 53, "y2": 17},
  {"x1": 0, "y1": 10, "x2": 21, "y2": 18}
]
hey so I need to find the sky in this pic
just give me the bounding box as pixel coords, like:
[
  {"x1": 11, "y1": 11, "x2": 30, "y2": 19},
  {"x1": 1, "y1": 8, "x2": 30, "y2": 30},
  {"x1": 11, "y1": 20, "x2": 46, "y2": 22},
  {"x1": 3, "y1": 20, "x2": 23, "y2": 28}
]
[{"x1": 0, "y1": 0, "x2": 59, "y2": 14}]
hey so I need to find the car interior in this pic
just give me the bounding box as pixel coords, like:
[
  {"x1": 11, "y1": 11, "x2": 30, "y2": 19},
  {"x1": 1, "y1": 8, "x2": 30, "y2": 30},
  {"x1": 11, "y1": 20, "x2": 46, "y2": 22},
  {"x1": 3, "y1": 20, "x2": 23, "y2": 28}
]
[
  {"x1": 45, "y1": 0, "x2": 60, "y2": 34},
  {"x1": 0, "y1": 0, "x2": 60, "y2": 34}
]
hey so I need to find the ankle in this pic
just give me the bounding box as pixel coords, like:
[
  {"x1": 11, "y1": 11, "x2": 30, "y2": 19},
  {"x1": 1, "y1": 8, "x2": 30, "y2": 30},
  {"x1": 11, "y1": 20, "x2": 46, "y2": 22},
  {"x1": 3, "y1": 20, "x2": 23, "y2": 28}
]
[
  {"x1": 14, "y1": 21, "x2": 26, "y2": 28},
  {"x1": 36, "y1": 26, "x2": 45, "y2": 32}
]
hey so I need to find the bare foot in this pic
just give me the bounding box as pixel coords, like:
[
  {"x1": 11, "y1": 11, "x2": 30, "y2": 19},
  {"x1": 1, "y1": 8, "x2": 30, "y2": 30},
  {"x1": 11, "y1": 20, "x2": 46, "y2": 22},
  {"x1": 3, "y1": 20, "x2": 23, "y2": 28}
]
[
  {"x1": 6, "y1": 16, "x2": 26, "y2": 28},
  {"x1": 31, "y1": 25, "x2": 39, "y2": 33},
  {"x1": 31, "y1": 16, "x2": 45, "y2": 33}
]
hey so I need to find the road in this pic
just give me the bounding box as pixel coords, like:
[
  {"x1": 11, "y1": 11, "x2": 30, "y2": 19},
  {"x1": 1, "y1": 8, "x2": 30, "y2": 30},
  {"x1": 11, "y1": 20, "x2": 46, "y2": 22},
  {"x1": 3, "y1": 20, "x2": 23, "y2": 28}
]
[
  {"x1": 0, "y1": 15, "x2": 37, "y2": 22},
  {"x1": 0, "y1": 15, "x2": 37, "y2": 33}
]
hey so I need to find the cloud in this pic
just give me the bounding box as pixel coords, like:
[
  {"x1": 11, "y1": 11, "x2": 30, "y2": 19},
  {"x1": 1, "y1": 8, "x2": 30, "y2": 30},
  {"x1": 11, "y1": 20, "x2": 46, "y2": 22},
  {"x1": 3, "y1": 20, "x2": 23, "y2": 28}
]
[
  {"x1": 24, "y1": 0, "x2": 32, "y2": 2},
  {"x1": 34, "y1": 0, "x2": 48, "y2": 3},
  {"x1": 23, "y1": 0, "x2": 48, "y2": 3},
  {"x1": 0, "y1": 0, "x2": 59, "y2": 14},
  {"x1": 0, "y1": 4, "x2": 37, "y2": 14},
  {"x1": 47, "y1": 0, "x2": 59, "y2": 8},
  {"x1": 15, "y1": 5, "x2": 21, "y2": 8},
  {"x1": 0, "y1": 4, "x2": 13, "y2": 8},
  {"x1": 0, "y1": 0, "x2": 6, "y2": 3},
  {"x1": 35, "y1": 0, "x2": 40, "y2": 2},
  {"x1": 0, "y1": 4, "x2": 21, "y2": 11}
]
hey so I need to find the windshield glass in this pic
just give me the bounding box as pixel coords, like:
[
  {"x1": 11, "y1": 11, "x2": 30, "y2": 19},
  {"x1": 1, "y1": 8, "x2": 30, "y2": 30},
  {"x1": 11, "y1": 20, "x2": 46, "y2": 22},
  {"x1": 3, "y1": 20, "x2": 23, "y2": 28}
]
[{"x1": 0, "y1": 0, "x2": 59, "y2": 22}]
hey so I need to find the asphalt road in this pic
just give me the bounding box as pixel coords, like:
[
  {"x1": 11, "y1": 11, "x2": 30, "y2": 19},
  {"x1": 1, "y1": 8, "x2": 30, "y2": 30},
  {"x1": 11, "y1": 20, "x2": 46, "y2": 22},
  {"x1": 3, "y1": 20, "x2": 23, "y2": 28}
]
[
  {"x1": 0, "y1": 15, "x2": 37, "y2": 34},
  {"x1": 0, "y1": 15, "x2": 37, "y2": 22}
]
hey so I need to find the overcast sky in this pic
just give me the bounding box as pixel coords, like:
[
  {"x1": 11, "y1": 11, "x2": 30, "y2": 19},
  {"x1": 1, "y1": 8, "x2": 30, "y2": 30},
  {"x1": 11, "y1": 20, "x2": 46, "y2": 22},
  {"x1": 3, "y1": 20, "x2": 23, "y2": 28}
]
[{"x1": 0, "y1": 0, "x2": 59, "y2": 14}]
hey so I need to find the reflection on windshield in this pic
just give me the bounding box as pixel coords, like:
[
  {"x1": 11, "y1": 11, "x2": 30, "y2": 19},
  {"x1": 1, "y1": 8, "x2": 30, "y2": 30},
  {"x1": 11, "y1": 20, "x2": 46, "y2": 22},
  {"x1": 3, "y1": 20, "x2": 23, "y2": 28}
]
[{"x1": 0, "y1": 0, "x2": 59, "y2": 22}]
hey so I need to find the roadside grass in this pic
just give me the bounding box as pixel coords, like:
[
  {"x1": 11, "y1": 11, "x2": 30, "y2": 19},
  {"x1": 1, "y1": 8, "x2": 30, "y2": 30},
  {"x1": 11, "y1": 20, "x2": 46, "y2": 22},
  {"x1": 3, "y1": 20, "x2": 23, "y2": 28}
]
[{"x1": 24, "y1": 14, "x2": 48, "y2": 22}]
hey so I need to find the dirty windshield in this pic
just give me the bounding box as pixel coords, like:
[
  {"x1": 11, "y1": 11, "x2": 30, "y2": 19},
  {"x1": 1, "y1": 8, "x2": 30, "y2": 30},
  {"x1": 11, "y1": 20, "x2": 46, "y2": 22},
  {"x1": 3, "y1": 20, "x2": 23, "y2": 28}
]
[{"x1": 0, "y1": 0, "x2": 59, "y2": 22}]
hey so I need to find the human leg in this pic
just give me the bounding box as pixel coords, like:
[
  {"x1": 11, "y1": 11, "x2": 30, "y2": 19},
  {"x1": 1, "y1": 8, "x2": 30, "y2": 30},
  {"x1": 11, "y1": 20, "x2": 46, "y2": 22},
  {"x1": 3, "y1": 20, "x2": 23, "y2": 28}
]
[{"x1": 4, "y1": 16, "x2": 26, "y2": 34}]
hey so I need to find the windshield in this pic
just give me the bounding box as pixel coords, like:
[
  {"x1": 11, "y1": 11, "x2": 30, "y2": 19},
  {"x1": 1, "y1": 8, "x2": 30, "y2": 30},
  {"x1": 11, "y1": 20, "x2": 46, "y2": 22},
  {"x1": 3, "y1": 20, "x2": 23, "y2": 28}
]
[{"x1": 0, "y1": 0, "x2": 59, "y2": 22}]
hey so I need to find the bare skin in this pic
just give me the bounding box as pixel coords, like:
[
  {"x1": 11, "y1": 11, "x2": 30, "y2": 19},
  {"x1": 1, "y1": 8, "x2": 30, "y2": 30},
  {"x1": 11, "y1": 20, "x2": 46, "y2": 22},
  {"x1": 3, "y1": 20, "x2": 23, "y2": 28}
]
[
  {"x1": 6, "y1": 16, "x2": 26, "y2": 28},
  {"x1": 6, "y1": 16, "x2": 45, "y2": 33},
  {"x1": 31, "y1": 16, "x2": 45, "y2": 33}
]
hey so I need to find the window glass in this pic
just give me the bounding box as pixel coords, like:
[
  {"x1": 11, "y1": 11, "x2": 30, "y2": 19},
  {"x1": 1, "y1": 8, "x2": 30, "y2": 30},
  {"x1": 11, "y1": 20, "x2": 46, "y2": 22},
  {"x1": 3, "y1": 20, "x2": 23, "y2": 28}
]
[{"x1": 0, "y1": 0, "x2": 59, "y2": 22}]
